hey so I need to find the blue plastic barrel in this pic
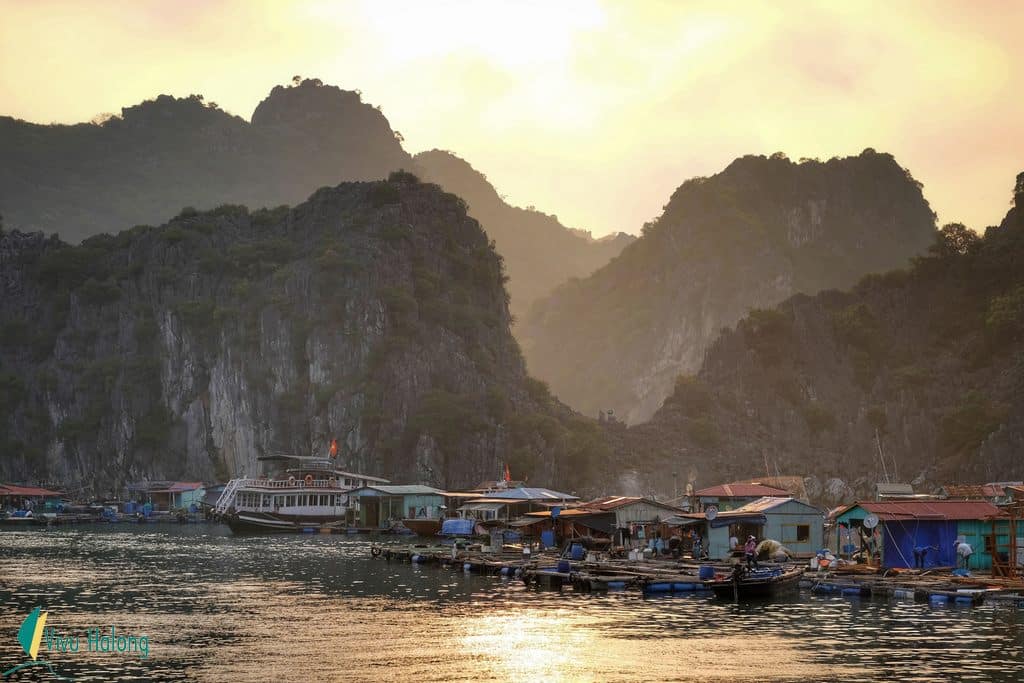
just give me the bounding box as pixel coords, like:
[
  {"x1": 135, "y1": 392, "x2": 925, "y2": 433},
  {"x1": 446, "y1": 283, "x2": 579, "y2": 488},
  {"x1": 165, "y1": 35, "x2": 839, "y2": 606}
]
[
  {"x1": 540, "y1": 530, "x2": 555, "y2": 548},
  {"x1": 698, "y1": 566, "x2": 716, "y2": 581},
  {"x1": 673, "y1": 583, "x2": 697, "y2": 591},
  {"x1": 841, "y1": 587, "x2": 861, "y2": 596},
  {"x1": 570, "y1": 543, "x2": 585, "y2": 561},
  {"x1": 929, "y1": 594, "x2": 948, "y2": 604},
  {"x1": 557, "y1": 559, "x2": 571, "y2": 573},
  {"x1": 607, "y1": 581, "x2": 626, "y2": 590},
  {"x1": 645, "y1": 582, "x2": 673, "y2": 592}
]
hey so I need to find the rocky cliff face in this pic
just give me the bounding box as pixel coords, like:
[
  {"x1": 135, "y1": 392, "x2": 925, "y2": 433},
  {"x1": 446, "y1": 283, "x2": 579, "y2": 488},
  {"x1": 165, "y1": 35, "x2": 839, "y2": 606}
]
[
  {"x1": 413, "y1": 150, "x2": 634, "y2": 320},
  {"x1": 522, "y1": 150, "x2": 937, "y2": 423},
  {"x1": 0, "y1": 176, "x2": 606, "y2": 496},
  {"x1": 0, "y1": 79, "x2": 410, "y2": 244},
  {"x1": 619, "y1": 173, "x2": 1024, "y2": 505}
]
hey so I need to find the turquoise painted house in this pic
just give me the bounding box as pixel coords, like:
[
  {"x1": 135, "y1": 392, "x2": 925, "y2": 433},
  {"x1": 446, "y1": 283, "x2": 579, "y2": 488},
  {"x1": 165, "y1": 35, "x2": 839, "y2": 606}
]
[
  {"x1": 833, "y1": 500, "x2": 1008, "y2": 570},
  {"x1": 737, "y1": 497, "x2": 825, "y2": 557},
  {"x1": 668, "y1": 496, "x2": 823, "y2": 559},
  {"x1": 352, "y1": 485, "x2": 448, "y2": 528}
]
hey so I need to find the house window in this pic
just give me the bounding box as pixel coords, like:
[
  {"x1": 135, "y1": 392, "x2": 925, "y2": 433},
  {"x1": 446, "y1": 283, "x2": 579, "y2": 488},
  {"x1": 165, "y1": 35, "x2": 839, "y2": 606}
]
[
  {"x1": 783, "y1": 524, "x2": 812, "y2": 543},
  {"x1": 286, "y1": 496, "x2": 295, "y2": 507}
]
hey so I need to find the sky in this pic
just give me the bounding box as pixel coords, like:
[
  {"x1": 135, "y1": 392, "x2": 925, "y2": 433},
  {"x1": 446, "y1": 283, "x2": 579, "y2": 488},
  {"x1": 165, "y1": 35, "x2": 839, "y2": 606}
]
[{"x1": 2, "y1": 0, "x2": 1022, "y2": 237}]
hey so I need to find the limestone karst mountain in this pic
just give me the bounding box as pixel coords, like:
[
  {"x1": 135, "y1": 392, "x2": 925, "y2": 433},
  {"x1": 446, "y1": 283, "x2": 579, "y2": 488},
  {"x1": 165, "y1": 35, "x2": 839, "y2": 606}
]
[{"x1": 522, "y1": 150, "x2": 937, "y2": 424}]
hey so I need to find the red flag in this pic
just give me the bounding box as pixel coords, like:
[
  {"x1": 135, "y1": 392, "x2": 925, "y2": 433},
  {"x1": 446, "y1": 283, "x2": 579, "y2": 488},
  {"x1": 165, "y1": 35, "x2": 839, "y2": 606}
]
[
  {"x1": 503, "y1": 462, "x2": 511, "y2": 483},
  {"x1": 329, "y1": 439, "x2": 338, "y2": 459}
]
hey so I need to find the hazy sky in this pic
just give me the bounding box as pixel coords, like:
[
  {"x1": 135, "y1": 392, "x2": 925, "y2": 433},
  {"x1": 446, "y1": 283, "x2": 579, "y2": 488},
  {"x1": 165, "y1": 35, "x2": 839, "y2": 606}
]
[{"x1": 2, "y1": 0, "x2": 1022, "y2": 237}]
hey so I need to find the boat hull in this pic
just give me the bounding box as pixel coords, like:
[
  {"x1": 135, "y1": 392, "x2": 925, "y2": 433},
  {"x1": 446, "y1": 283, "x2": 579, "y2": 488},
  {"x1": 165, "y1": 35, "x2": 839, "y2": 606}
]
[
  {"x1": 706, "y1": 567, "x2": 803, "y2": 600},
  {"x1": 400, "y1": 518, "x2": 442, "y2": 537},
  {"x1": 224, "y1": 511, "x2": 343, "y2": 534}
]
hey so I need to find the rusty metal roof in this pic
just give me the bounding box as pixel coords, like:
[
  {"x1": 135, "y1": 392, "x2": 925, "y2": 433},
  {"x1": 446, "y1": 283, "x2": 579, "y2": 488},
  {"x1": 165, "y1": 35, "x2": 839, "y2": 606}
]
[
  {"x1": 850, "y1": 500, "x2": 1005, "y2": 521},
  {"x1": 938, "y1": 484, "x2": 1006, "y2": 499},
  {"x1": 583, "y1": 496, "x2": 682, "y2": 512},
  {"x1": 695, "y1": 483, "x2": 790, "y2": 498},
  {"x1": 0, "y1": 484, "x2": 63, "y2": 497}
]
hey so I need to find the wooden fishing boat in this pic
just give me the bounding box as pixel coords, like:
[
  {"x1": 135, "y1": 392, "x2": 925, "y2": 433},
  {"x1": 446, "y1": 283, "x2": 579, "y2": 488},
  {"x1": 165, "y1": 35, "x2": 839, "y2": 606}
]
[{"x1": 704, "y1": 565, "x2": 803, "y2": 600}]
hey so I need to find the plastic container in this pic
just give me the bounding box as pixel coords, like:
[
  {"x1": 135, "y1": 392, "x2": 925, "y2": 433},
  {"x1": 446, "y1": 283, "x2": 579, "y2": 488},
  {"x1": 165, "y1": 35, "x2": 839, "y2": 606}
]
[
  {"x1": 557, "y1": 559, "x2": 571, "y2": 573},
  {"x1": 570, "y1": 544, "x2": 585, "y2": 561},
  {"x1": 698, "y1": 565, "x2": 716, "y2": 581}
]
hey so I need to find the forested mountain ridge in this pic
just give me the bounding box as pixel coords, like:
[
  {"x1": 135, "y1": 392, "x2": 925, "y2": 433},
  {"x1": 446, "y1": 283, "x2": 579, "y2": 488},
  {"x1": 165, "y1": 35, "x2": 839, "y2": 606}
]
[
  {"x1": 0, "y1": 176, "x2": 608, "y2": 496},
  {"x1": 413, "y1": 149, "x2": 634, "y2": 319},
  {"x1": 522, "y1": 150, "x2": 937, "y2": 423},
  {"x1": 0, "y1": 79, "x2": 629, "y2": 324},
  {"x1": 617, "y1": 172, "x2": 1024, "y2": 504},
  {"x1": 0, "y1": 79, "x2": 411, "y2": 244}
]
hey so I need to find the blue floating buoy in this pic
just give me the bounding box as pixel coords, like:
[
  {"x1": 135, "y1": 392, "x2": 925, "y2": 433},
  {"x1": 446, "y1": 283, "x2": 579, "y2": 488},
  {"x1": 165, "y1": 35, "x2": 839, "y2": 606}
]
[
  {"x1": 645, "y1": 582, "x2": 673, "y2": 593},
  {"x1": 673, "y1": 583, "x2": 697, "y2": 591},
  {"x1": 954, "y1": 596, "x2": 974, "y2": 605},
  {"x1": 500, "y1": 567, "x2": 510, "y2": 576},
  {"x1": 841, "y1": 587, "x2": 861, "y2": 596},
  {"x1": 606, "y1": 581, "x2": 626, "y2": 590},
  {"x1": 929, "y1": 594, "x2": 949, "y2": 604},
  {"x1": 463, "y1": 563, "x2": 472, "y2": 572}
]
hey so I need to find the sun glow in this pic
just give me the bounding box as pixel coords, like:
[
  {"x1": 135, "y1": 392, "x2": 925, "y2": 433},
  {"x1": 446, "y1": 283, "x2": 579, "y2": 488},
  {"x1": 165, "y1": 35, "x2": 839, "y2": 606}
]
[{"x1": 1, "y1": 0, "x2": 1021, "y2": 236}]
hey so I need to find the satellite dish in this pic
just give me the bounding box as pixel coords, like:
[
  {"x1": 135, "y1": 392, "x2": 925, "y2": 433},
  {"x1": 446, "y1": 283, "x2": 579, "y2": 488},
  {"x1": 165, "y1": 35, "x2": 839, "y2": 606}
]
[
  {"x1": 863, "y1": 514, "x2": 879, "y2": 529},
  {"x1": 705, "y1": 505, "x2": 718, "y2": 521}
]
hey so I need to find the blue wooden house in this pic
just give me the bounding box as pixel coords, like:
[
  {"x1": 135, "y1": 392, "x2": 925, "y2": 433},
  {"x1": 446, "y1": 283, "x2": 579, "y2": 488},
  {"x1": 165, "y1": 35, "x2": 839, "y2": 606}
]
[{"x1": 833, "y1": 500, "x2": 1008, "y2": 570}]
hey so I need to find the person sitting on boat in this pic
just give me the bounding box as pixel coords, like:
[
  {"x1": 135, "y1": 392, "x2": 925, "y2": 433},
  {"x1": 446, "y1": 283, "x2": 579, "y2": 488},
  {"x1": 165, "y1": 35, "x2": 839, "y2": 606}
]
[
  {"x1": 692, "y1": 531, "x2": 704, "y2": 560},
  {"x1": 744, "y1": 535, "x2": 758, "y2": 569}
]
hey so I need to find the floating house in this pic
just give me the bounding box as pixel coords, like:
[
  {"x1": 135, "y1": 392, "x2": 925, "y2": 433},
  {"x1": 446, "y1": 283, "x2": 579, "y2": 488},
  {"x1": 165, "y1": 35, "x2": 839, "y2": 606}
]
[
  {"x1": 0, "y1": 484, "x2": 63, "y2": 511},
  {"x1": 833, "y1": 500, "x2": 1008, "y2": 570},
  {"x1": 127, "y1": 481, "x2": 206, "y2": 511},
  {"x1": 350, "y1": 485, "x2": 448, "y2": 529},
  {"x1": 457, "y1": 487, "x2": 579, "y2": 523},
  {"x1": 695, "y1": 482, "x2": 790, "y2": 512},
  {"x1": 523, "y1": 496, "x2": 683, "y2": 547},
  {"x1": 665, "y1": 508, "x2": 766, "y2": 559},
  {"x1": 732, "y1": 497, "x2": 825, "y2": 557},
  {"x1": 667, "y1": 496, "x2": 823, "y2": 559}
]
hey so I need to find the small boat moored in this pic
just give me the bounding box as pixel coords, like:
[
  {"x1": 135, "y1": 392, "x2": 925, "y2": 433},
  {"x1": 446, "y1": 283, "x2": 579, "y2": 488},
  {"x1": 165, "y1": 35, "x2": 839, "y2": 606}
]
[{"x1": 704, "y1": 565, "x2": 804, "y2": 601}]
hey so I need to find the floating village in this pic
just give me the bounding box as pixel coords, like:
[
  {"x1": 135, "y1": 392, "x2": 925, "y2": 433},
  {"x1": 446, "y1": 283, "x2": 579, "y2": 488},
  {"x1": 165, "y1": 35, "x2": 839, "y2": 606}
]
[{"x1": 3, "y1": 453, "x2": 1024, "y2": 609}]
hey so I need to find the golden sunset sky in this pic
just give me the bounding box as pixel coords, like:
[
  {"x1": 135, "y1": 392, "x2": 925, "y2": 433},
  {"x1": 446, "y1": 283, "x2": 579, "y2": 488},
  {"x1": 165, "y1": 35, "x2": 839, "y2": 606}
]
[{"x1": 2, "y1": 0, "x2": 1022, "y2": 236}]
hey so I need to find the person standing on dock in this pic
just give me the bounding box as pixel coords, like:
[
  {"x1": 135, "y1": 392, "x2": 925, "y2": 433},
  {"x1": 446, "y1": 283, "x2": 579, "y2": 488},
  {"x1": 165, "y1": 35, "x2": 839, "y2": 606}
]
[
  {"x1": 744, "y1": 535, "x2": 758, "y2": 569},
  {"x1": 913, "y1": 544, "x2": 928, "y2": 569},
  {"x1": 956, "y1": 540, "x2": 973, "y2": 570}
]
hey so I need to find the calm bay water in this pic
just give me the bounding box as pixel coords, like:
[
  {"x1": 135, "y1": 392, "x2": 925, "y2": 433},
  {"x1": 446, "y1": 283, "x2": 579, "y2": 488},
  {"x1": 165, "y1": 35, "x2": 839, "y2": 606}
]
[{"x1": 1, "y1": 525, "x2": 1022, "y2": 682}]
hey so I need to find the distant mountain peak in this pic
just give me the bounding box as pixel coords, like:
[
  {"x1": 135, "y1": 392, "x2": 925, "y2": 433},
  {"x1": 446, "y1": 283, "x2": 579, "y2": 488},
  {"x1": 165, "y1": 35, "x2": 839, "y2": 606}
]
[{"x1": 251, "y1": 78, "x2": 374, "y2": 127}]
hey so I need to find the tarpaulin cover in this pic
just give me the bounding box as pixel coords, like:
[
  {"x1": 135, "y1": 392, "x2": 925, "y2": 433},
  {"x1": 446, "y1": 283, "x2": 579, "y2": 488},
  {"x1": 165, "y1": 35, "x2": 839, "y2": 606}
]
[
  {"x1": 881, "y1": 519, "x2": 957, "y2": 568},
  {"x1": 440, "y1": 518, "x2": 475, "y2": 536}
]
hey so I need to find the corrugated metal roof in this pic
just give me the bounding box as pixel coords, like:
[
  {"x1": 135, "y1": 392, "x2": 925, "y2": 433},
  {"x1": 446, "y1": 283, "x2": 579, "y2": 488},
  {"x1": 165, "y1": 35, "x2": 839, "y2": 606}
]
[
  {"x1": 695, "y1": 483, "x2": 789, "y2": 498},
  {"x1": 849, "y1": 500, "x2": 1005, "y2": 521},
  {"x1": 0, "y1": 484, "x2": 63, "y2": 497},
  {"x1": 476, "y1": 487, "x2": 579, "y2": 501},
  {"x1": 354, "y1": 485, "x2": 446, "y2": 496},
  {"x1": 875, "y1": 483, "x2": 915, "y2": 495},
  {"x1": 938, "y1": 484, "x2": 1005, "y2": 499},
  {"x1": 583, "y1": 496, "x2": 681, "y2": 512},
  {"x1": 735, "y1": 496, "x2": 825, "y2": 515}
]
